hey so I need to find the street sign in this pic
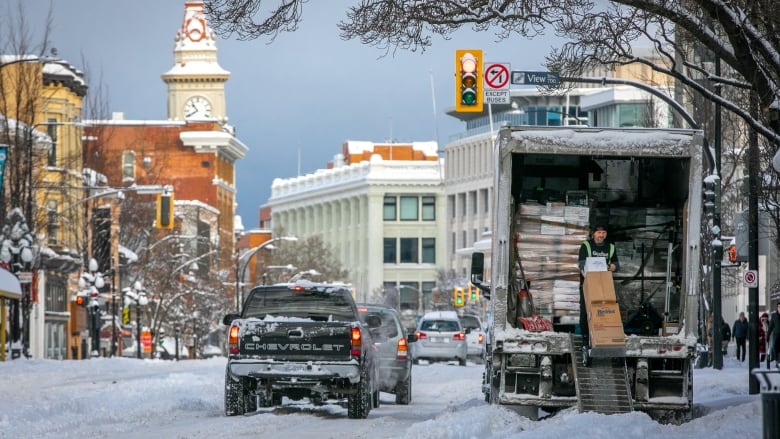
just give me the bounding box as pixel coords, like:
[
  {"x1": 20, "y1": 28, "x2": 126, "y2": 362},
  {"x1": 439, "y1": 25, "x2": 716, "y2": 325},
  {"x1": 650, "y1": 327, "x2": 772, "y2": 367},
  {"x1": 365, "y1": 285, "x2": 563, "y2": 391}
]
[
  {"x1": 511, "y1": 71, "x2": 561, "y2": 86},
  {"x1": 484, "y1": 62, "x2": 510, "y2": 104},
  {"x1": 743, "y1": 270, "x2": 758, "y2": 288}
]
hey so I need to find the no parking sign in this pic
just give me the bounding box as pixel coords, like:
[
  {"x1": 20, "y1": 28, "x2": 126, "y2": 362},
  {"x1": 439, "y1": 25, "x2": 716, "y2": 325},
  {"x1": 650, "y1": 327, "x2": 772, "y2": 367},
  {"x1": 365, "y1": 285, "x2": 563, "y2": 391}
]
[{"x1": 743, "y1": 270, "x2": 758, "y2": 288}]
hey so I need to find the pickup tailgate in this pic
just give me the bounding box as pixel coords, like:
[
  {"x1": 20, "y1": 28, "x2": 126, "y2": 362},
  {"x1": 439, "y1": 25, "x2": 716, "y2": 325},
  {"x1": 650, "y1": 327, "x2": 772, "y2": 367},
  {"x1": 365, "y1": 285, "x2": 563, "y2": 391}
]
[{"x1": 240, "y1": 319, "x2": 354, "y2": 362}]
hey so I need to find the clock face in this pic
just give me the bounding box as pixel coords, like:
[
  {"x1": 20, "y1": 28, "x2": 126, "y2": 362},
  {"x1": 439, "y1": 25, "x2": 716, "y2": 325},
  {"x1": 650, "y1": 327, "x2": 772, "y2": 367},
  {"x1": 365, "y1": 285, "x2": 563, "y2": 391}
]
[{"x1": 184, "y1": 96, "x2": 212, "y2": 119}]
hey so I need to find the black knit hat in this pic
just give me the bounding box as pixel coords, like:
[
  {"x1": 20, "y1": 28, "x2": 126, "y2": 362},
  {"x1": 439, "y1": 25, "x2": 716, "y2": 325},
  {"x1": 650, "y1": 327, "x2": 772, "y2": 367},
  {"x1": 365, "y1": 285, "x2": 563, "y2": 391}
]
[{"x1": 592, "y1": 223, "x2": 608, "y2": 232}]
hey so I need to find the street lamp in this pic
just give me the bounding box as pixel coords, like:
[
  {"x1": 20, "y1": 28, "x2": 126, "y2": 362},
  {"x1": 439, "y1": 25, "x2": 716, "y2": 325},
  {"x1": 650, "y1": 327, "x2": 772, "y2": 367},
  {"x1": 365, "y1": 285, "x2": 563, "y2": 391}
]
[
  {"x1": 78, "y1": 258, "x2": 105, "y2": 357},
  {"x1": 0, "y1": 208, "x2": 36, "y2": 359},
  {"x1": 123, "y1": 281, "x2": 148, "y2": 359},
  {"x1": 234, "y1": 236, "x2": 297, "y2": 312}
]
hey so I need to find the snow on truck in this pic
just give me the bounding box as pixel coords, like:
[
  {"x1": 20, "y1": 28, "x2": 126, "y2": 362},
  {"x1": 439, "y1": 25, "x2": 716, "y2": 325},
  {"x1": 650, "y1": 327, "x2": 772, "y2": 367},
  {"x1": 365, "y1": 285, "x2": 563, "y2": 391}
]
[{"x1": 470, "y1": 126, "x2": 705, "y2": 424}]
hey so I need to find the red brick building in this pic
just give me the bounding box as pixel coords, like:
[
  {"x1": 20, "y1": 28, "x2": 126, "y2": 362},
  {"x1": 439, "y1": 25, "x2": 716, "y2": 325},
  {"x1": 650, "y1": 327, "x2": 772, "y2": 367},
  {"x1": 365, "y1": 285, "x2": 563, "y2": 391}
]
[{"x1": 81, "y1": 2, "x2": 247, "y2": 345}]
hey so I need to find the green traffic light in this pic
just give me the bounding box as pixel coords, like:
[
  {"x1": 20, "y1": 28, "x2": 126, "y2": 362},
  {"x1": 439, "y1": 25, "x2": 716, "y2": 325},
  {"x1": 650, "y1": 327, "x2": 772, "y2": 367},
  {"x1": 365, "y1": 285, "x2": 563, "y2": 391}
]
[{"x1": 462, "y1": 90, "x2": 477, "y2": 105}]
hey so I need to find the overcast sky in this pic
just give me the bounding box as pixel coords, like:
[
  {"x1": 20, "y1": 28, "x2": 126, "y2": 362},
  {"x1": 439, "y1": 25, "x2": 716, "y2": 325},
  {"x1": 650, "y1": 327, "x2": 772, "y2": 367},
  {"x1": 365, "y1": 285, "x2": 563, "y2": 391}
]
[{"x1": 21, "y1": 0, "x2": 559, "y2": 227}]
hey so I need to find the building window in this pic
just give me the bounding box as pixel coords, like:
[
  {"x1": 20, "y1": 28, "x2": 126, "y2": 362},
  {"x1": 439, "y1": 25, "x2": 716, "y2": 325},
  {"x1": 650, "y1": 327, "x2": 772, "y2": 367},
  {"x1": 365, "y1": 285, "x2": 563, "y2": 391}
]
[
  {"x1": 448, "y1": 195, "x2": 455, "y2": 219},
  {"x1": 399, "y1": 282, "x2": 419, "y2": 312},
  {"x1": 482, "y1": 189, "x2": 489, "y2": 213},
  {"x1": 399, "y1": 196, "x2": 418, "y2": 221},
  {"x1": 46, "y1": 200, "x2": 59, "y2": 245},
  {"x1": 459, "y1": 193, "x2": 466, "y2": 216},
  {"x1": 122, "y1": 151, "x2": 136, "y2": 182},
  {"x1": 383, "y1": 196, "x2": 397, "y2": 220},
  {"x1": 422, "y1": 196, "x2": 435, "y2": 221},
  {"x1": 422, "y1": 281, "x2": 435, "y2": 311},
  {"x1": 470, "y1": 191, "x2": 477, "y2": 214},
  {"x1": 421, "y1": 238, "x2": 435, "y2": 263},
  {"x1": 451, "y1": 232, "x2": 456, "y2": 255},
  {"x1": 44, "y1": 277, "x2": 68, "y2": 313},
  {"x1": 383, "y1": 238, "x2": 397, "y2": 263},
  {"x1": 46, "y1": 118, "x2": 57, "y2": 166},
  {"x1": 399, "y1": 238, "x2": 418, "y2": 263},
  {"x1": 462, "y1": 231, "x2": 467, "y2": 248}
]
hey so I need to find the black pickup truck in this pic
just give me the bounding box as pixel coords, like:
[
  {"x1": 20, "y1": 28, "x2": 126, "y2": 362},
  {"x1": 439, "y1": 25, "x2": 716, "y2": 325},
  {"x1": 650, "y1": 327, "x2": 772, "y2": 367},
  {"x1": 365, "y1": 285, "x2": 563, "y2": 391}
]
[{"x1": 222, "y1": 282, "x2": 378, "y2": 418}]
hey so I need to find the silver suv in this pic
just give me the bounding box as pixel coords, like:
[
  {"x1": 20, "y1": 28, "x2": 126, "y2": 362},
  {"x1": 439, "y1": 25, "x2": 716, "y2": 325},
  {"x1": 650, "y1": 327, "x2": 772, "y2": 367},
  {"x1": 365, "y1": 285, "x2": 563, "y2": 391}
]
[
  {"x1": 411, "y1": 311, "x2": 467, "y2": 366},
  {"x1": 459, "y1": 314, "x2": 486, "y2": 363},
  {"x1": 358, "y1": 304, "x2": 415, "y2": 404}
]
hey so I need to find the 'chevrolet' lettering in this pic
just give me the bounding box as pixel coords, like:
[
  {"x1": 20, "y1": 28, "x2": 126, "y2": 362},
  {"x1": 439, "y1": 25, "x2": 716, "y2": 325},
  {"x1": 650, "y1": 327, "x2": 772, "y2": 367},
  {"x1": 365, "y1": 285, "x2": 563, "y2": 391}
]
[{"x1": 245, "y1": 343, "x2": 346, "y2": 352}]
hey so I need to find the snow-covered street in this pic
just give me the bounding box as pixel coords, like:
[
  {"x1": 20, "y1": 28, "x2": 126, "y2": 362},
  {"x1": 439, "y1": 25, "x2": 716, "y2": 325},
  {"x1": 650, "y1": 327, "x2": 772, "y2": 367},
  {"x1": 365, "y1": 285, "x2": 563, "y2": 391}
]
[{"x1": 0, "y1": 356, "x2": 765, "y2": 438}]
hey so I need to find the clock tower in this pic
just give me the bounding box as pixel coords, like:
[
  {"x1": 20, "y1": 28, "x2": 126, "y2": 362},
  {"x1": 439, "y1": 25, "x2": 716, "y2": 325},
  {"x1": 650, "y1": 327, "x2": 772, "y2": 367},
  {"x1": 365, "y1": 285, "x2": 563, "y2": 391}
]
[{"x1": 163, "y1": 1, "x2": 229, "y2": 121}]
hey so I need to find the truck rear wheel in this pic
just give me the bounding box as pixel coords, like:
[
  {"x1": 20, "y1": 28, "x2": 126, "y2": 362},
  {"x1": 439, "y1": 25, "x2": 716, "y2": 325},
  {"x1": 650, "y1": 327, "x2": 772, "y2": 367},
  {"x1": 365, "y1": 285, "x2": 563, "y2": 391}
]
[{"x1": 225, "y1": 373, "x2": 255, "y2": 416}]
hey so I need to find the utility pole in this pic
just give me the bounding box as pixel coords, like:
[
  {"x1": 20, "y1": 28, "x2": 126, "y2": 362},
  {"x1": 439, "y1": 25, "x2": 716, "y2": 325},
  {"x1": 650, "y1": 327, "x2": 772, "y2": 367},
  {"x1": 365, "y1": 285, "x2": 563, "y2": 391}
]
[
  {"x1": 712, "y1": 57, "x2": 723, "y2": 370},
  {"x1": 748, "y1": 93, "x2": 760, "y2": 394}
]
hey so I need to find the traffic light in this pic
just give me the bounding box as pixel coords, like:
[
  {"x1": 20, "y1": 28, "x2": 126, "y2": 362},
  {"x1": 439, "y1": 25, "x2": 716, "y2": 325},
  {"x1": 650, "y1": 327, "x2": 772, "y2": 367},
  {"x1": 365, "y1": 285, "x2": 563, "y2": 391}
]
[
  {"x1": 728, "y1": 244, "x2": 737, "y2": 263},
  {"x1": 453, "y1": 287, "x2": 465, "y2": 307},
  {"x1": 455, "y1": 49, "x2": 483, "y2": 113},
  {"x1": 156, "y1": 191, "x2": 174, "y2": 229},
  {"x1": 75, "y1": 294, "x2": 87, "y2": 307},
  {"x1": 703, "y1": 176, "x2": 720, "y2": 216},
  {"x1": 469, "y1": 284, "x2": 479, "y2": 302}
]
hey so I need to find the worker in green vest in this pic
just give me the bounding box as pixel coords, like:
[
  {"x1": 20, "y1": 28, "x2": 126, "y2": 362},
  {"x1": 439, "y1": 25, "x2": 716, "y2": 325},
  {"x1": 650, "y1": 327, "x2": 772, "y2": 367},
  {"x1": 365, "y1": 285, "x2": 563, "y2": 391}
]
[{"x1": 577, "y1": 223, "x2": 619, "y2": 355}]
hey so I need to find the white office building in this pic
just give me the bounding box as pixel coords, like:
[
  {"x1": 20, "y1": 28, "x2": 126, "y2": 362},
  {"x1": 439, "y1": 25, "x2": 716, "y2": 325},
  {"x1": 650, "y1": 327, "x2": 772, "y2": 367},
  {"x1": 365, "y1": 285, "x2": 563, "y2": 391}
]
[{"x1": 266, "y1": 141, "x2": 446, "y2": 312}]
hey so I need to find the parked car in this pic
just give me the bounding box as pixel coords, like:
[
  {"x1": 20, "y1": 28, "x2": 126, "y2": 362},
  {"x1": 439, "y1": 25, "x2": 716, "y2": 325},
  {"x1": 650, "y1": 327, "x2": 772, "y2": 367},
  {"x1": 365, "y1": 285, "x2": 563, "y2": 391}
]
[
  {"x1": 357, "y1": 304, "x2": 415, "y2": 404},
  {"x1": 411, "y1": 311, "x2": 467, "y2": 366},
  {"x1": 459, "y1": 314, "x2": 486, "y2": 363}
]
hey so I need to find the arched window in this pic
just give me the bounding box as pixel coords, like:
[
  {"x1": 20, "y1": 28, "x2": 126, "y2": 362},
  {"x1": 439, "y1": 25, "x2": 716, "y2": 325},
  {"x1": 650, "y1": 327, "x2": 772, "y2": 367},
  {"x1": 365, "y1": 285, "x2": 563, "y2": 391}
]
[{"x1": 122, "y1": 151, "x2": 136, "y2": 182}]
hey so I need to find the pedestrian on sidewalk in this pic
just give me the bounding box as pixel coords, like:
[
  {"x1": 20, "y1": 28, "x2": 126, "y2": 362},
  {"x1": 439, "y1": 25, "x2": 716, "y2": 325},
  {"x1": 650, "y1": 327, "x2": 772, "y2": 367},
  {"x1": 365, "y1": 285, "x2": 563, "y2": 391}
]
[
  {"x1": 732, "y1": 312, "x2": 749, "y2": 362},
  {"x1": 760, "y1": 312, "x2": 769, "y2": 367},
  {"x1": 768, "y1": 303, "x2": 780, "y2": 368}
]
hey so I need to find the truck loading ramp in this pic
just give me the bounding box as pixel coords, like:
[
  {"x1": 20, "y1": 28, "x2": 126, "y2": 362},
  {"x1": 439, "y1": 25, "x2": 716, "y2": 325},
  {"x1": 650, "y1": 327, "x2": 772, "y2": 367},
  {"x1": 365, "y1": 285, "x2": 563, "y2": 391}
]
[{"x1": 570, "y1": 334, "x2": 634, "y2": 415}]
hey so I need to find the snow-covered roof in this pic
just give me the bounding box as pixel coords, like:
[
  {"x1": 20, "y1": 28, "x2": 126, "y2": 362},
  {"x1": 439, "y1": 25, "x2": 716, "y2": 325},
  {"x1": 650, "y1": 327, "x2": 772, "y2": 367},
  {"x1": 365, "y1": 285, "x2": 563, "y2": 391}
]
[
  {"x1": 344, "y1": 140, "x2": 439, "y2": 158},
  {"x1": 0, "y1": 115, "x2": 52, "y2": 149}
]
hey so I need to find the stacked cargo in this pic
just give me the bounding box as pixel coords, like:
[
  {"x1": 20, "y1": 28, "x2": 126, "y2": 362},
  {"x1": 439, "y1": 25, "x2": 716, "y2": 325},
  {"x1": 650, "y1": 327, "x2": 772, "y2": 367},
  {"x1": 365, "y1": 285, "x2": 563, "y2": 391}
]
[{"x1": 515, "y1": 201, "x2": 589, "y2": 318}]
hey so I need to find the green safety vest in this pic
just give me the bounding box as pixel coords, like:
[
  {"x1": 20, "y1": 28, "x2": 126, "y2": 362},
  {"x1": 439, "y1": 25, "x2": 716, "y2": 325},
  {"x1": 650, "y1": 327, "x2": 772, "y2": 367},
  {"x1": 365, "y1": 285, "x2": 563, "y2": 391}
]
[{"x1": 582, "y1": 241, "x2": 616, "y2": 263}]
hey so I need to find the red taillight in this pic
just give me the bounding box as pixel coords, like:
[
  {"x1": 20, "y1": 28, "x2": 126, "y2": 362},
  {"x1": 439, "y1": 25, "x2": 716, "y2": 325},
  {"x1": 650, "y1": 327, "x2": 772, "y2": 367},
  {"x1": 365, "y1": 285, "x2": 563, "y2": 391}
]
[
  {"x1": 228, "y1": 325, "x2": 240, "y2": 354},
  {"x1": 397, "y1": 337, "x2": 408, "y2": 360},
  {"x1": 416, "y1": 331, "x2": 427, "y2": 340},
  {"x1": 351, "y1": 327, "x2": 362, "y2": 356},
  {"x1": 452, "y1": 332, "x2": 465, "y2": 341},
  {"x1": 477, "y1": 333, "x2": 484, "y2": 344}
]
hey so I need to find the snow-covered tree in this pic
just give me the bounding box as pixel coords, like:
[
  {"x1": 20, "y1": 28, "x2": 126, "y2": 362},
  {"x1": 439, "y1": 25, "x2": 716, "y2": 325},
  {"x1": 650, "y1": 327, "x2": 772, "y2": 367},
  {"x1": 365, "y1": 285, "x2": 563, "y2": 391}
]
[
  {"x1": 205, "y1": 0, "x2": 780, "y2": 251},
  {"x1": 205, "y1": 0, "x2": 778, "y2": 143}
]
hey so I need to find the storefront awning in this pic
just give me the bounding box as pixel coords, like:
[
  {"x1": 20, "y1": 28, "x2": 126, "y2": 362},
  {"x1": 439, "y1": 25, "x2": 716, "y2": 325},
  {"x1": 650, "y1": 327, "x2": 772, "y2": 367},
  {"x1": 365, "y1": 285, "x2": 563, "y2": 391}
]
[{"x1": 0, "y1": 267, "x2": 22, "y2": 300}]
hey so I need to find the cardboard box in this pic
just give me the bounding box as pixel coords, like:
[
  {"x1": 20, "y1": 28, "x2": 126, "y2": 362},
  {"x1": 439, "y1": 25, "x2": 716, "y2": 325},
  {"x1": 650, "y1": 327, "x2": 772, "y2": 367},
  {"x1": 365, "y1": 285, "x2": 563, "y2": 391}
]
[
  {"x1": 583, "y1": 271, "x2": 617, "y2": 303},
  {"x1": 583, "y1": 272, "x2": 625, "y2": 349},
  {"x1": 588, "y1": 302, "x2": 626, "y2": 348},
  {"x1": 662, "y1": 322, "x2": 680, "y2": 336}
]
